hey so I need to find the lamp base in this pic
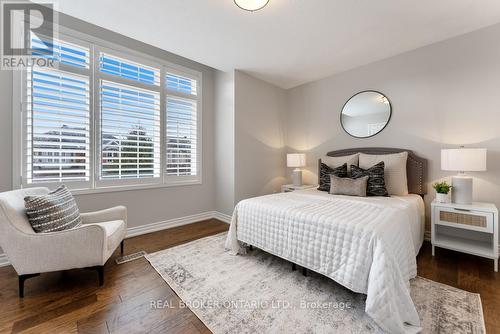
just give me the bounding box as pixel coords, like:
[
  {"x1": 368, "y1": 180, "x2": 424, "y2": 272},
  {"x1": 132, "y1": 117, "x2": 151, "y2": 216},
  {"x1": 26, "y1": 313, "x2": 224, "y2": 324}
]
[
  {"x1": 451, "y1": 175, "x2": 473, "y2": 205},
  {"x1": 292, "y1": 169, "x2": 303, "y2": 187}
]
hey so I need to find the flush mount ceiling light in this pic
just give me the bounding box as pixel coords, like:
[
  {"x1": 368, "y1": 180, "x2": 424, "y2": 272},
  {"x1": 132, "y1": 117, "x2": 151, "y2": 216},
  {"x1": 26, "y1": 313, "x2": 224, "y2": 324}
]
[{"x1": 234, "y1": 0, "x2": 270, "y2": 12}]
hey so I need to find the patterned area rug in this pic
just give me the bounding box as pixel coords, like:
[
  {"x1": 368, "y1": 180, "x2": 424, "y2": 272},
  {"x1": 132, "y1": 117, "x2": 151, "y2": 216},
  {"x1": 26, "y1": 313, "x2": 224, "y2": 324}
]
[{"x1": 145, "y1": 233, "x2": 485, "y2": 334}]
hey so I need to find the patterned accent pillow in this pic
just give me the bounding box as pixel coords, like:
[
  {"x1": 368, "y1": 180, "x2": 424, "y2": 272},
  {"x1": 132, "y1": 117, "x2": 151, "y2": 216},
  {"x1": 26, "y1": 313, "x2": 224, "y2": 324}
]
[
  {"x1": 24, "y1": 185, "x2": 82, "y2": 233},
  {"x1": 351, "y1": 162, "x2": 389, "y2": 197},
  {"x1": 317, "y1": 163, "x2": 348, "y2": 192}
]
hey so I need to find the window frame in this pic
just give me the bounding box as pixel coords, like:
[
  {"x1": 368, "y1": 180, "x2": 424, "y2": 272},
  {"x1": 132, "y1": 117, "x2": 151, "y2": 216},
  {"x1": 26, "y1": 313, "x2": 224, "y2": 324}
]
[
  {"x1": 13, "y1": 27, "x2": 203, "y2": 194},
  {"x1": 164, "y1": 65, "x2": 202, "y2": 185}
]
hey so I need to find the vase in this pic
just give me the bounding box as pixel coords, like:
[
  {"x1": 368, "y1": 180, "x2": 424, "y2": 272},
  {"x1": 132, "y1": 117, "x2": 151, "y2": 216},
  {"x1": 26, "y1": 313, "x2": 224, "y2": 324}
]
[{"x1": 435, "y1": 192, "x2": 450, "y2": 203}]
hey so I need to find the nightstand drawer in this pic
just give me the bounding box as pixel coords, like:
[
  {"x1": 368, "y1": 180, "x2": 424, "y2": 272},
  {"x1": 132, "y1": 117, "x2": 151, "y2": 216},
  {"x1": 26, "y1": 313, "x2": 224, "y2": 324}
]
[{"x1": 435, "y1": 207, "x2": 494, "y2": 233}]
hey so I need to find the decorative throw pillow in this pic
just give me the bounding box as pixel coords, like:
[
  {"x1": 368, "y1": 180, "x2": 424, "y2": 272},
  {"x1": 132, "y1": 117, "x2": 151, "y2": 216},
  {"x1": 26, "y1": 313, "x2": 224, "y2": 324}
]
[
  {"x1": 24, "y1": 185, "x2": 82, "y2": 233},
  {"x1": 322, "y1": 153, "x2": 359, "y2": 176},
  {"x1": 351, "y1": 162, "x2": 389, "y2": 197},
  {"x1": 359, "y1": 152, "x2": 408, "y2": 195},
  {"x1": 317, "y1": 163, "x2": 348, "y2": 192},
  {"x1": 329, "y1": 175, "x2": 368, "y2": 197}
]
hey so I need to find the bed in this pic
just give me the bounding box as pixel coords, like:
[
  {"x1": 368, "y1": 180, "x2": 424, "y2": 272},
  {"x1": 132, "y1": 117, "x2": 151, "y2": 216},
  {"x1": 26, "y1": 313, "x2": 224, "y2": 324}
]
[{"x1": 225, "y1": 148, "x2": 427, "y2": 334}]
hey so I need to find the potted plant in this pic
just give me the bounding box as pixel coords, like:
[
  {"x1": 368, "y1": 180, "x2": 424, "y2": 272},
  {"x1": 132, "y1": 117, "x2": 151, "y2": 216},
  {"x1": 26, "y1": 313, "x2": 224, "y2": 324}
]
[{"x1": 433, "y1": 181, "x2": 452, "y2": 203}]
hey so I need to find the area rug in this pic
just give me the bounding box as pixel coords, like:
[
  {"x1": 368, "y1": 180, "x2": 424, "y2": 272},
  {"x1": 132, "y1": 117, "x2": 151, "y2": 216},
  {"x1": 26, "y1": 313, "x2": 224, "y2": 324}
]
[{"x1": 145, "y1": 233, "x2": 485, "y2": 334}]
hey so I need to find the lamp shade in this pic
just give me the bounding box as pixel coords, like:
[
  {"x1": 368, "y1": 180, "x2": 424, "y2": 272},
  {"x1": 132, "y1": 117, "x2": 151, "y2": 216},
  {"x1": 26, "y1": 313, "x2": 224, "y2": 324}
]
[
  {"x1": 441, "y1": 148, "x2": 487, "y2": 172},
  {"x1": 287, "y1": 153, "x2": 306, "y2": 168}
]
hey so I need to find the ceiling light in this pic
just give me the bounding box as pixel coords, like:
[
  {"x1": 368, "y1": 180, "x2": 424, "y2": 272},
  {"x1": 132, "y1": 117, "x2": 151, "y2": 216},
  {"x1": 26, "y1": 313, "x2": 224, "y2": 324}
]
[{"x1": 234, "y1": 0, "x2": 269, "y2": 12}]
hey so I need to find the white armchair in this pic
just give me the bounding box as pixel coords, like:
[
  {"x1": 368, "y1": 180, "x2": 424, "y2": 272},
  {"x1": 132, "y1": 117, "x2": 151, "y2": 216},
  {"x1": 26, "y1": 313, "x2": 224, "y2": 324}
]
[{"x1": 0, "y1": 187, "x2": 127, "y2": 297}]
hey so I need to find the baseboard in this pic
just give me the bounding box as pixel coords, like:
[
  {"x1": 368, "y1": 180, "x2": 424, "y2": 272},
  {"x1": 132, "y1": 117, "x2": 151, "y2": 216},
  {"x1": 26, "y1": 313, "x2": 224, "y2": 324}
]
[
  {"x1": 0, "y1": 211, "x2": 232, "y2": 268},
  {"x1": 126, "y1": 211, "x2": 219, "y2": 238},
  {"x1": 0, "y1": 254, "x2": 9, "y2": 267},
  {"x1": 213, "y1": 211, "x2": 232, "y2": 224}
]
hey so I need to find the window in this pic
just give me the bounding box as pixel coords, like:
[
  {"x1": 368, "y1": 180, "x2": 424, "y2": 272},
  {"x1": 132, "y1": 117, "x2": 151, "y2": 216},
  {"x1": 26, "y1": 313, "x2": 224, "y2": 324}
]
[
  {"x1": 25, "y1": 35, "x2": 91, "y2": 188},
  {"x1": 17, "y1": 32, "x2": 202, "y2": 192},
  {"x1": 99, "y1": 80, "x2": 161, "y2": 181},
  {"x1": 166, "y1": 72, "x2": 199, "y2": 178}
]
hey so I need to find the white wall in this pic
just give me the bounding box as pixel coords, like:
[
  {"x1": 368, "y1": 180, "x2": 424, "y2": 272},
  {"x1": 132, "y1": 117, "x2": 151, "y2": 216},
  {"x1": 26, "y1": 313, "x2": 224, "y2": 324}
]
[
  {"x1": 286, "y1": 23, "x2": 500, "y2": 229},
  {"x1": 214, "y1": 70, "x2": 235, "y2": 215},
  {"x1": 234, "y1": 71, "x2": 287, "y2": 203}
]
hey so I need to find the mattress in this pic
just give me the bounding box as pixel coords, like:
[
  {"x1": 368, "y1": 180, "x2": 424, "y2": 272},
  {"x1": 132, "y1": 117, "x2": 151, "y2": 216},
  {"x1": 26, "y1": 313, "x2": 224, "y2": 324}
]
[{"x1": 225, "y1": 189, "x2": 425, "y2": 334}]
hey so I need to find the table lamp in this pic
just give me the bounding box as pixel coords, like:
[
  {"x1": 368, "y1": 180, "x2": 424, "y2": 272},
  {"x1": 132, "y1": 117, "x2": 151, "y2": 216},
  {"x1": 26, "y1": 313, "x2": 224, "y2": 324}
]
[
  {"x1": 287, "y1": 153, "x2": 306, "y2": 186},
  {"x1": 441, "y1": 148, "x2": 487, "y2": 204}
]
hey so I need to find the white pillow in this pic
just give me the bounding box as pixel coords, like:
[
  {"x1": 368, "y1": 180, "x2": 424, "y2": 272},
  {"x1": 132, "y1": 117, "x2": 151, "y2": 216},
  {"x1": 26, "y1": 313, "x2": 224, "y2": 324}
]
[
  {"x1": 322, "y1": 153, "x2": 359, "y2": 175},
  {"x1": 359, "y1": 152, "x2": 408, "y2": 196}
]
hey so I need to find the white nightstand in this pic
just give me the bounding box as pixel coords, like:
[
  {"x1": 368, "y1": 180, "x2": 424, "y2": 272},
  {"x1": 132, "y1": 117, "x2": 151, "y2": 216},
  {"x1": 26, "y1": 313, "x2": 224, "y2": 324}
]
[
  {"x1": 281, "y1": 184, "x2": 317, "y2": 193},
  {"x1": 431, "y1": 201, "x2": 499, "y2": 271}
]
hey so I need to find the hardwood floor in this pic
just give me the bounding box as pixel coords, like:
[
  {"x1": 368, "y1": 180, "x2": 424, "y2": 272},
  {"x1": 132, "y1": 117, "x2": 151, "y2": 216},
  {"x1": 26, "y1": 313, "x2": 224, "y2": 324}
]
[
  {"x1": 0, "y1": 219, "x2": 227, "y2": 334},
  {"x1": 0, "y1": 219, "x2": 499, "y2": 333}
]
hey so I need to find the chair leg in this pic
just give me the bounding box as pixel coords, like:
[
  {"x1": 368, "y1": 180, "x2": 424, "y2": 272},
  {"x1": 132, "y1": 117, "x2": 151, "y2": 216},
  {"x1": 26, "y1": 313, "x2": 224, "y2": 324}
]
[
  {"x1": 120, "y1": 240, "x2": 124, "y2": 255},
  {"x1": 95, "y1": 266, "x2": 104, "y2": 286},
  {"x1": 18, "y1": 273, "x2": 40, "y2": 298}
]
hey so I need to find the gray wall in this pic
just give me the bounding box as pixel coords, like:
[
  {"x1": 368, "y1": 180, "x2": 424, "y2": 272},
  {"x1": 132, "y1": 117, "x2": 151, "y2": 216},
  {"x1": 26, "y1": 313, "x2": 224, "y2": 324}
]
[
  {"x1": 286, "y1": 23, "x2": 500, "y2": 230},
  {"x1": 0, "y1": 13, "x2": 216, "y2": 229},
  {"x1": 213, "y1": 70, "x2": 287, "y2": 215},
  {"x1": 214, "y1": 70, "x2": 235, "y2": 215},
  {"x1": 234, "y1": 70, "x2": 287, "y2": 204}
]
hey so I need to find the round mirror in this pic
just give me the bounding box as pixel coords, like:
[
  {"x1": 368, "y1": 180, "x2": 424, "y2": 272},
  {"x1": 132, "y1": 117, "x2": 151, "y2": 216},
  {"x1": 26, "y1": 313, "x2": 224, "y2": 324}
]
[{"x1": 340, "y1": 91, "x2": 392, "y2": 138}]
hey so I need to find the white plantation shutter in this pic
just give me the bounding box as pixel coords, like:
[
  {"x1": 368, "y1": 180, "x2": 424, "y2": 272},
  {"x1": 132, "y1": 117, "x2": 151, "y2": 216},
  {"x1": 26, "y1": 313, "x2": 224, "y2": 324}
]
[
  {"x1": 99, "y1": 80, "x2": 161, "y2": 180},
  {"x1": 20, "y1": 33, "x2": 202, "y2": 191},
  {"x1": 166, "y1": 71, "x2": 200, "y2": 178},
  {"x1": 31, "y1": 34, "x2": 90, "y2": 69},
  {"x1": 99, "y1": 53, "x2": 160, "y2": 86},
  {"x1": 25, "y1": 34, "x2": 91, "y2": 186}
]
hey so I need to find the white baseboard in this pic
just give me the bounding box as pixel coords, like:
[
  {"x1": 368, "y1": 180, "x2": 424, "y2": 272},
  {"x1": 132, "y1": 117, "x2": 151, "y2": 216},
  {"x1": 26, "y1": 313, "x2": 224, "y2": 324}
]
[
  {"x1": 0, "y1": 254, "x2": 9, "y2": 267},
  {"x1": 213, "y1": 211, "x2": 232, "y2": 224},
  {"x1": 126, "y1": 211, "x2": 217, "y2": 238},
  {"x1": 0, "y1": 211, "x2": 232, "y2": 268}
]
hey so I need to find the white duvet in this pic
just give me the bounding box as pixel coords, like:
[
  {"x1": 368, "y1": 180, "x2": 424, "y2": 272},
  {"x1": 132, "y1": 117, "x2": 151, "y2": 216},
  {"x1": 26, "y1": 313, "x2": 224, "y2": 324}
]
[{"x1": 225, "y1": 189, "x2": 425, "y2": 334}]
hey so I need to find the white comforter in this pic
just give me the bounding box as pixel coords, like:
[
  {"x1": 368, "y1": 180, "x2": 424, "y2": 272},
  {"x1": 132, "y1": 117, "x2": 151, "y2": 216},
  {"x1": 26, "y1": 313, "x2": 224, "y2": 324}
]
[{"x1": 225, "y1": 189, "x2": 424, "y2": 334}]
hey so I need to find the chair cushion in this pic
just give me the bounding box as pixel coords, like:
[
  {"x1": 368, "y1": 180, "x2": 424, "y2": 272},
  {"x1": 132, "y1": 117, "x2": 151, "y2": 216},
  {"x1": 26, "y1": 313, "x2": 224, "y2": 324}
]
[
  {"x1": 24, "y1": 185, "x2": 82, "y2": 233},
  {"x1": 87, "y1": 220, "x2": 125, "y2": 251}
]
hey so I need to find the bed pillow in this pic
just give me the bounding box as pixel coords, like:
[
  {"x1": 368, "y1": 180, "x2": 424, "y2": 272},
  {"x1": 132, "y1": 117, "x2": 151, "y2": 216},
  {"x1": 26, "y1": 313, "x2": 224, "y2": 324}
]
[
  {"x1": 351, "y1": 162, "x2": 389, "y2": 197},
  {"x1": 317, "y1": 163, "x2": 348, "y2": 192},
  {"x1": 359, "y1": 152, "x2": 408, "y2": 195},
  {"x1": 322, "y1": 153, "x2": 359, "y2": 176},
  {"x1": 24, "y1": 185, "x2": 82, "y2": 233},
  {"x1": 329, "y1": 175, "x2": 368, "y2": 197}
]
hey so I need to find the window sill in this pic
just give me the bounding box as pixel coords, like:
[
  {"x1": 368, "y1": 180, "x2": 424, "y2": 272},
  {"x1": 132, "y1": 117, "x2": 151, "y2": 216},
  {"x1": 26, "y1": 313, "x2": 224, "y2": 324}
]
[{"x1": 71, "y1": 180, "x2": 202, "y2": 196}]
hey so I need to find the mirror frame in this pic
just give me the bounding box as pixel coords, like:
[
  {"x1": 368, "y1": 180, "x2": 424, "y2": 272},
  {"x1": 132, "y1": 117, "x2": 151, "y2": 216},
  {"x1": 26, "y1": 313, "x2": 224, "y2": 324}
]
[{"x1": 340, "y1": 90, "x2": 392, "y2": 139}]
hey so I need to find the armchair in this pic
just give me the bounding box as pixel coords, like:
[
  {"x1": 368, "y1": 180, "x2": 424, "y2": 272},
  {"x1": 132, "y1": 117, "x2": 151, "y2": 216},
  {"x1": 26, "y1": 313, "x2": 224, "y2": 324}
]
[{"x1": 0, "y1": 187, "x2": 127, "y2": 297}]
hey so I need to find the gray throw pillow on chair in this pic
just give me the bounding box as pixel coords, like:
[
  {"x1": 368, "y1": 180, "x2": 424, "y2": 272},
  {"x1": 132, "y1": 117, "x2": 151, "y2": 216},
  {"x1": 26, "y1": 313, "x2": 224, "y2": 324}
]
[
  {"x1": 329, "y1": 175, "x2": 369, "y2": 197},
  {"x1": 24, "y1": 185, "x2": 82, "y2": 233}
]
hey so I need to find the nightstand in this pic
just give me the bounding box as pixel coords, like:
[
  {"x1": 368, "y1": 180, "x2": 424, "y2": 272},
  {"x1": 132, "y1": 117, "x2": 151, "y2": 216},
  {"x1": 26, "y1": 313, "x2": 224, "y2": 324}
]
[
  {"x1": 281, "y1": 184, "x2": 317, "y2": 193},
  {"x1": 431, "y1": 201, "x2": 499, "y2": 271}
]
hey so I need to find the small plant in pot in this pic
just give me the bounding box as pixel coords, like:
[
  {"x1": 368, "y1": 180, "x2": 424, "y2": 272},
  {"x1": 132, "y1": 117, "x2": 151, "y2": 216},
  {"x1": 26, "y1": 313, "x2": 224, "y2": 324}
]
[{"x1": 433, "y1": 181, "x2": 452, "y2": 203}]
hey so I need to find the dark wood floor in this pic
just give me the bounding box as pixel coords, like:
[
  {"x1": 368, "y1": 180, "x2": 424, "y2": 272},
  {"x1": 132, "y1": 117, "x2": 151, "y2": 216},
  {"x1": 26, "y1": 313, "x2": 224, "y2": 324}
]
[{"x1": 0, "y1": 219, "x2": 499, "y2": 333}]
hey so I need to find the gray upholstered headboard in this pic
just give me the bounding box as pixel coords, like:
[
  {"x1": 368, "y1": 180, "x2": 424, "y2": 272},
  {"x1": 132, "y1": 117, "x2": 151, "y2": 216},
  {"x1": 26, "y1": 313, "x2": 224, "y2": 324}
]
[{"x1": 320, "y1": 147, "x2": 428, "y2": 195}]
